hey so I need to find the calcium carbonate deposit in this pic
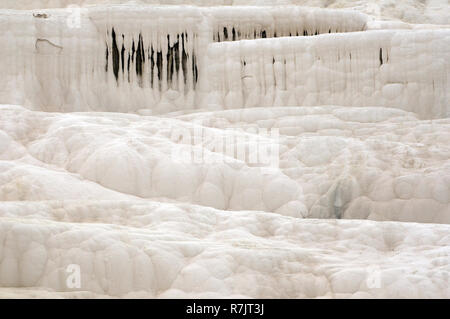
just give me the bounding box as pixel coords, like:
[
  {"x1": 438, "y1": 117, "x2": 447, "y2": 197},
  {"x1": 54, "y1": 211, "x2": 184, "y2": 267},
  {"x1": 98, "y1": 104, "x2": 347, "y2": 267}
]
[{"x1": 0, "y1": 0, "x2": 449, "y2": 298}]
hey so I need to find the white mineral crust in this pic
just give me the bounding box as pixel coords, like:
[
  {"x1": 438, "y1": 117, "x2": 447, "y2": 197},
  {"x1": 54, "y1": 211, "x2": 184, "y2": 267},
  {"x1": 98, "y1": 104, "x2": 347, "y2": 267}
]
[{"x1": 0, "y1": 0, "x2": 449, "y2": 298}]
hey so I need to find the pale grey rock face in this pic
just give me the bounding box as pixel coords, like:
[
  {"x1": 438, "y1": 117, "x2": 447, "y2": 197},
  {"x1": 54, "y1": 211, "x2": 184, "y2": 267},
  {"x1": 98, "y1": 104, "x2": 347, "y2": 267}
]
[{"x1": 0, "y1": 1, "x2": 449, "y2": 298}]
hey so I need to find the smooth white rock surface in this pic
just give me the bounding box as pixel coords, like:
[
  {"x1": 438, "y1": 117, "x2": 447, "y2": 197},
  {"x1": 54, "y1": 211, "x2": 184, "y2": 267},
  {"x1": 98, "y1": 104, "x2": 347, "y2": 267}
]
[{"x1": 0, "y1": 1, "x2": 449, "y2": 298}]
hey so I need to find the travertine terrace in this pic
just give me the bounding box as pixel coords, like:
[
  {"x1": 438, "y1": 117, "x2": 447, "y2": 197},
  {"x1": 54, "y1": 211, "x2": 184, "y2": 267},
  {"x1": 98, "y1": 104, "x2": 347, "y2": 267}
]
[{"x1": 0, "y1": 0, "x2": 449, "y2": 298}]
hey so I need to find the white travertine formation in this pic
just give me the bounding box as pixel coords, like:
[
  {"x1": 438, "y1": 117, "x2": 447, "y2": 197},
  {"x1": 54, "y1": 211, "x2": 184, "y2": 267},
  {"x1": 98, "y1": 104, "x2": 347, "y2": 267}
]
[
  {"x1": 2, "y1": 105, "x2": 448, "y2": 222},
  {"x1": 0, "y1": 2, "x2": 449, "y2": 299},
  {"x1": 1, "y1": 201, "x2": 449, "y2": 298},
  {"x1": 0, "y1": 6, "x2": 447, "y2": 114},
  {"x1": 0, "y1": 6, "x2": 369, "y2": 113},
  {"x1": 207, "y1": 30, "x2": 449, "y2": 119},
  {"x1": 1, "y1": 0, "x2": 449, "y2": 25}
]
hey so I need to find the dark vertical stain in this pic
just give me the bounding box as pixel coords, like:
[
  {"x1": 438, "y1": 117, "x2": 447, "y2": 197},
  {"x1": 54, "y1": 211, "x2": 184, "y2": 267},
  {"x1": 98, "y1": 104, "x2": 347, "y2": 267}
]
[
  {"x1": 232, "y1": 27, "x2": 236, "y2": 41},
  {"x1": 121, "y1": 42, "x2": 125, "y2": 74},
  {"x1": 150, "y1": 46, "x2": 155, "y2": 88},
  {"x1": 167, "y1": 35, "x2": 174, "y2": 87},
  {"x1": 192, "y1": 52, "x2": 198, "y2": 89},
  {"x1": 181, "y1": 33, "x2": 188, "y2": 85},
  {"x1": 223, "y1": 27, "x2": 228, "y2": 40},
  {"x1": 105, "y1": 43, "x2": 109, "y2": 72},
  {"x1": 174, "y1": 34, "x2": 180, "y2": 75},
  {"x1": 261, "y1": 30, "x2": 266, "y2": 38},
  {"x1": 135, "y1": 34, "x2": 144, "y2": 78},
  {"x1": 379, "y1": 48, "x2": 383, "y2": 65},
  {"x1": 111, "y1": 28, "x2": 120, "y2": 81},
  {"x1": 157, "y1": 50, "x2": 163, "y2": 86},
  {"x1": 192, "y1": 33, "x2": 198, "y2": 89},
  {"x1": 127, "y1": 52, "x2": 131, "y2": 82}
]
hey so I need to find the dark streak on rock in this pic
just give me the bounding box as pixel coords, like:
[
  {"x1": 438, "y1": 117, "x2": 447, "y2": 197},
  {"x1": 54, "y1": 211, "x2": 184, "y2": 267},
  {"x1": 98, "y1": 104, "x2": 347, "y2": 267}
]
[
  {"x1": 131, "y1": 40, "x2": 135, "y2": 63},
  {"x1": 192, "y1": 50, "x2": 198, "y2": 89},
  {"x1": 136, "y1": 33, "x2": 144, "y2": 79},
  {"x1": 167, "y1": 35, "x2": 174, "y2": 86},
  {"x1": 121, "y1": 40, "x2": 125, "y2": 74},
  {"x1": 149, "y1": 46, "x2": 155, "y2": 88},
  {"x1": 106, "y1": 30, "x2": 197, "y2": 90},
  {"x1": 127, "y1": 53, "x2": 131, "y2": 82},
  {"x1": 111, "y1": 28, "x2": 120, "y2": 81},
  {"x1": 379, "y1": 48, "x2": 383, "y2": 66},
  {"x1": 181, "y1": 33, "x2": 188, "y2": 85},
  {"x1": 157, "y1": 50, "x2": 163, "y2": 85},
  {"x1": 105, "y1": 43, "x2": 109, "y2": 72},
  {"x1": 174, "y1": 35, "x2": 180, "y2": 75}
]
